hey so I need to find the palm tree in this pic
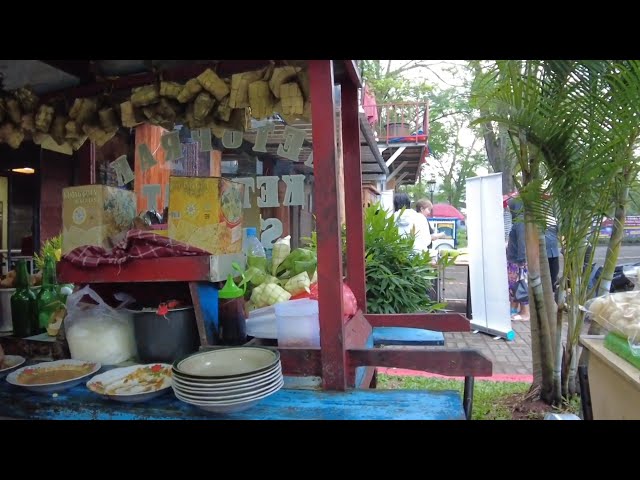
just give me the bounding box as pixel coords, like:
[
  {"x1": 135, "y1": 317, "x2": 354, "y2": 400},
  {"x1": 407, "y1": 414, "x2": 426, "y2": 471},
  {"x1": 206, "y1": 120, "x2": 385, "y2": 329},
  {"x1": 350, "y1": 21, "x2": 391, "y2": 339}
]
[{"x1": 472, "y1": 60, "x2": 640, "y2": 403}]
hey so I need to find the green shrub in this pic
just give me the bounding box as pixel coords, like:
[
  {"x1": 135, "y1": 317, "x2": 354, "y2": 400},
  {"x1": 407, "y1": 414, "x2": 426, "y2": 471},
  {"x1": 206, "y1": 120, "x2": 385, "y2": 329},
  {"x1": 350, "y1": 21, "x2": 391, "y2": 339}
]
[{"x1": 364, "y1": 204, "x2": 443, "y2": 314}]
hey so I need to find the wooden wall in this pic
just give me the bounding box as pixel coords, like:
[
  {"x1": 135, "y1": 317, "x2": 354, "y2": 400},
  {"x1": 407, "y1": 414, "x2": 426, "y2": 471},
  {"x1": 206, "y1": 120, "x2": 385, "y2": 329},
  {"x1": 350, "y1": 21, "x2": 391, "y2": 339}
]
[{"x1": 39, "y1": 150, "x2": 74, "y2": 246}]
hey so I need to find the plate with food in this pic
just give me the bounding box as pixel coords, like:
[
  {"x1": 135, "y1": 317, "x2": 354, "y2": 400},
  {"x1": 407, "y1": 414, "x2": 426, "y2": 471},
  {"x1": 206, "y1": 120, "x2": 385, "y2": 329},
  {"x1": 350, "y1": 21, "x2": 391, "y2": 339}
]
[
  {"x1": 6, "y1": 359, "x2": 101, "y2": 394},
  {"x1": 86, "y1": 363, "x2": 172, "y2": 403},
  {"x1": 0, "y1": 355, "x2": 26, "y2": 378}
]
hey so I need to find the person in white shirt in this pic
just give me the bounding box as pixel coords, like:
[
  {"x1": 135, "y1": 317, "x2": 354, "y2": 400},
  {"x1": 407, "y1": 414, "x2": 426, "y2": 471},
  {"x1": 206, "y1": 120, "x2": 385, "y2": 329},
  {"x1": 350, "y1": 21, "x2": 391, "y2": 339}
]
[
  {"x1": 415, "y1": 198, "x2": 447, "y2": 244},
  {"x1": 393, "y1": 193, "x2": 432, "y2": 253}
]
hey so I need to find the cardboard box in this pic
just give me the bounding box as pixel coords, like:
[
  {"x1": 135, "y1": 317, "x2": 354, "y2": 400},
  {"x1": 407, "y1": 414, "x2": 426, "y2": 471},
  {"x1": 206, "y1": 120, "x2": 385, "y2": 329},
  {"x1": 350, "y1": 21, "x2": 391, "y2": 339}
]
[
  {"x1": 168, "y1": 176, "x2": 244, "y2": 255},
  {"x1": 62, "y1": 185, "x2": 137, "y2": 254}
]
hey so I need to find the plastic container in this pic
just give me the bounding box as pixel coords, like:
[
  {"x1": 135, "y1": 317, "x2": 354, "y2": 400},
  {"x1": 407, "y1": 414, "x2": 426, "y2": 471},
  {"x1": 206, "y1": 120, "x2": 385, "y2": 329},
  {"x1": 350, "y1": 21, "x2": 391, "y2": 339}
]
[
  {"x1": 0, "y1": 288, "x2": 15, "y2": 333},
  {"x1": 274, "y1": 299, "x2": 320, "y2": 347}
]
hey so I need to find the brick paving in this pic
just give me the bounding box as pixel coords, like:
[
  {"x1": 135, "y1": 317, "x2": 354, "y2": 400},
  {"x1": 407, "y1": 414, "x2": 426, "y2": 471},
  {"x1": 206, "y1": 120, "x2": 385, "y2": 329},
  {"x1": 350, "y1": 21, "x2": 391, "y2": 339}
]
[{"x1": 441, "y1": 265, "x2": 533, "y2": 375}]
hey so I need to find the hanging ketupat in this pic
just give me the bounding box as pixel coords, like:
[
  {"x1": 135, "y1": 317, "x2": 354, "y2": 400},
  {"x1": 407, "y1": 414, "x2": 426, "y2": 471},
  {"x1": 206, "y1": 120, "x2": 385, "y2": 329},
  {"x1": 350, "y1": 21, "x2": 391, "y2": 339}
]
[
  {"x1": 35, "y1": 104, "x2": 55, "y2": 132},
  {"x1": 0, "y1": 64, "x2": 312, "y2": 149},
  {"x1": 269, "y1": 66, "x2": 301, "y2": 98},
  {"x1": 197, "y1": 69, "x2": 230, "y2": 101},
  {"x1": 279, "y1": 82, "x2": 304, "y2": 116},
  {"x1": 131, "y1": 85, "x2": 160, "y2": 107},
  {"x1": 177, "y1": 79, "x2": 202, "y2": 104},
  {"x1": 14, "y1": 87, "x2": 39, "y2": 113},
  {"x1": 229, "y1": 70, "x2": 264, "y2": 108},
  {"x1": 120, "y1": 101, "x2": 142, "y2": 128},
  {"x1": 216, "y1": 96, "x2": 232, "y2": 122},
  {"x1": 20, "y1": 114, "x2": 35, "y2": 134},
  {"x1": 5, "y1": 98, "x2": 22, "y2": 124},
  {"x1": 99, "y1": 108, "x2": 119, "y2": 132},
  {"x1": 248, "y1": 80, "x2": 274, "y2": 120},
  {"x1": 50, "y1": 115, "x2": 68, "y2": 145},
  {"x1": 193, "y1": 92, "x2": 216, "y2": 121},
  {"x1": 160, "y1": 81, "x2": 184, "y2": 99}
]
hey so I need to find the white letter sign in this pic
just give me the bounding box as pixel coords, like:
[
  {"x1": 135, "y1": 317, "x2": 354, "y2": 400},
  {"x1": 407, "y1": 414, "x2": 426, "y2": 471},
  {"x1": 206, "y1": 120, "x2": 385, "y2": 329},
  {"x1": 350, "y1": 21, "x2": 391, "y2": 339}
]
[
  {"x1": 252, "y1": 124, "x2": 275, "y2": 153},
  {"x1": 260, "y1": 217, "x2": 283, "y2": 249},
  {"x1": 256, "y1": 176, "x2": 280, "y2": 208},
  {"x1": 110, "y1": 155, "x2": 135, "y2": 186},
  {"x1": 161, "y1": 131, "x2": 183, "y2": 163},
  {"x1": 276, "y1": 125, "x2": 305, "y2": 162},
  {"x1": 281, "y1": 175, "x2": 305, "y2": 206}
]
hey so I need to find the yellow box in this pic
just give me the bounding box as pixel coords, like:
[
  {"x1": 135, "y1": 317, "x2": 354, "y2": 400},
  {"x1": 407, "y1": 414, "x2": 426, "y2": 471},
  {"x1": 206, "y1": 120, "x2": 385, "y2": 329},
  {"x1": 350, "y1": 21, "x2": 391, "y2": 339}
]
[
  {"x1": 168, "y1": 176, "x2": 244, "y2": 255},
  {"x1": 62, "y1": 185, "x2": 137, "y2": 254}
]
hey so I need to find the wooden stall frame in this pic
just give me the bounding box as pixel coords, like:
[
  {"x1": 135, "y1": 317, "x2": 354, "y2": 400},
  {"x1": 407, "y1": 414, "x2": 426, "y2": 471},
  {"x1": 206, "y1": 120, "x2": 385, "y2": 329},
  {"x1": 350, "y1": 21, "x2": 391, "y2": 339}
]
[{"x1": 23, "y1": 60, "x2": 492, "y2": 415}]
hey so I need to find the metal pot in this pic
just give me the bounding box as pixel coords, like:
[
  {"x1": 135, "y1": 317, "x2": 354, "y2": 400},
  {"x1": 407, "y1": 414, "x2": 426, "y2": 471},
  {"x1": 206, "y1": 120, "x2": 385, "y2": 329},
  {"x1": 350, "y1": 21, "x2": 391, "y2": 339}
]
[{"x1": 130, "y1": 306, "x2": 200, "y2": 363}]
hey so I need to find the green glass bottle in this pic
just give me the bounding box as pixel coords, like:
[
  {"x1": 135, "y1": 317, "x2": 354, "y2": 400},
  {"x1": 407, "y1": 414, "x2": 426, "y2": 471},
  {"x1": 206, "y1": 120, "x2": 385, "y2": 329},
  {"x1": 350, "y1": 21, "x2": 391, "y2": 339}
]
[
  {"x1": 36, "y1": 253, "x2": 61, "y2": 332},
  {"x1": 11, "y1": 259, "x2": 38, "y2": 338}
]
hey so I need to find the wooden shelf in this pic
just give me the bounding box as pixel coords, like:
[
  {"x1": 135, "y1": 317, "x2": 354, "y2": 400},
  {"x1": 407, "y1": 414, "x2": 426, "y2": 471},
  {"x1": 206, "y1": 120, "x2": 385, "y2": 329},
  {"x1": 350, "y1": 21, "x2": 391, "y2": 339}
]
[{"x1": 57, "y1": 254, "x2": 244, "y2": 284}]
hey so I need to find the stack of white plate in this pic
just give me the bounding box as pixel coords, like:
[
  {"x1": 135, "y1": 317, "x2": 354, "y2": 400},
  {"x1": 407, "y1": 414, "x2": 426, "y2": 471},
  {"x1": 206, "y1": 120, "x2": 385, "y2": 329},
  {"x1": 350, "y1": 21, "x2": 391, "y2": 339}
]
[{"x1": 171, "y1": 347, "x2": 283, "y2": 414}]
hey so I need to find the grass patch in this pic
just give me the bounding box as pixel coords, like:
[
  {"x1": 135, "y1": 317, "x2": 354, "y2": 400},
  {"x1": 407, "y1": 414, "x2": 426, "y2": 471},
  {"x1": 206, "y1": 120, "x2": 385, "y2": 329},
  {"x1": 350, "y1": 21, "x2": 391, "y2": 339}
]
[{"x1": 378, "y1": 374, "x2": 530, "y2": 420}]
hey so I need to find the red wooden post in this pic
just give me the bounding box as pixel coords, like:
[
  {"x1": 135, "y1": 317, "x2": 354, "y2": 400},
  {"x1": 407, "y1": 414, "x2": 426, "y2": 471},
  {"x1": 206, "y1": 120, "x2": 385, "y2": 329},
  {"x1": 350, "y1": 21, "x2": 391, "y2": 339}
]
[
  {"x1": 341, "y1": 79, "x2": 366, "y2": 312},
  {"x1": 309, "y1": 60, "x2": 346, "y2": 391}
]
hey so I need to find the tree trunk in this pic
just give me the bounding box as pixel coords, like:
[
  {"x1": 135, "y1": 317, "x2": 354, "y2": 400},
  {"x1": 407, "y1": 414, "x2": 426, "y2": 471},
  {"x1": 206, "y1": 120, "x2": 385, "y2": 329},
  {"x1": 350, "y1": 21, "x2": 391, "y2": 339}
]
[
  {"x1": 539, "y1": 233, "x2": 557, "y2": 344},
  {"x1": 524, "y1": 217, "x2": 555, "y2": 404},
  {"x1": 597, "y1": 183, "x2": 628, "y2": 297}
]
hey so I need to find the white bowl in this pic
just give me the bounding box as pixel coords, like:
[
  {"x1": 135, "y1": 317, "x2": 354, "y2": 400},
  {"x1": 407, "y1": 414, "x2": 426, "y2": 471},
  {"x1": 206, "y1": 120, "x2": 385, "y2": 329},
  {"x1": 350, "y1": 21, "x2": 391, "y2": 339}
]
[
  {"x1": 173, "y1": 376, "x2": 282, "y2": 402},
  {"x1": 171, "y1": 362, "x2": 281, "y2": 387},
  {"x1": 0, "y1": 355, "x2": 26, "y2": 378},
  {"x1": 172, "y1": 370, "x2": 283, "y2": 397},
  {"x1": 175, "y1": 347, "x2": 279, "y2": 378},
  {"x1": 173, "y1": 378, "x2": 284, "y2": 413},
  {"x1": 6, "y1": 359, "x2": 101, "y2": 394}
]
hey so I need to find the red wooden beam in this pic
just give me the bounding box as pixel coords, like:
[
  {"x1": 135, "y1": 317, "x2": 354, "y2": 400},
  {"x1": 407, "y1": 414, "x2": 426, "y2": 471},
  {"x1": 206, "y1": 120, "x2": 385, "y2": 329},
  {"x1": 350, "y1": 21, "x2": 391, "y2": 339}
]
[
  {"x1": 74, "y1": 140, "x2": 95, "y2": 185},
  {"x1": 348, "y1": 348, "x2": 493, "y2": 377},
  {"x1": 365, "y1": 313, "x2": 471, "y2": 332},
  {"x1": 341, "y1": 80, "x2": 366, "y2": 312},
  {"x1": 309, "y1": 60, "x2": 346, "y2": 391},
  {"x1": 40, "y1": 61, "x2": 276, "y2": 102},
  {"x1": 342, "y1": 60, "x2": 362, "y2": 88},
  {"x1": 277, "y1": 347, "x2": 322, "y2": 376},
  {"x1": 344, "y1": 310, "x2": 372, "y2": 350},
  {"x1": 57, "y1": 256, "x2": 213, "y2": 284}
]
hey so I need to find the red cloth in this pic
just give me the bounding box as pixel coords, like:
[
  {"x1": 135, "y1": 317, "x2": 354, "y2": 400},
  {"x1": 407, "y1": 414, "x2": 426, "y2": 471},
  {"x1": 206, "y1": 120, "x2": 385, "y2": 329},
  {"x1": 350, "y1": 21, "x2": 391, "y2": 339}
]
[
  {"x1": 362, "y1": 86, "x2": 378, "y2": 126},
  {"x1": 63, "y1": 229, "x2": 210, "y2": 268}
]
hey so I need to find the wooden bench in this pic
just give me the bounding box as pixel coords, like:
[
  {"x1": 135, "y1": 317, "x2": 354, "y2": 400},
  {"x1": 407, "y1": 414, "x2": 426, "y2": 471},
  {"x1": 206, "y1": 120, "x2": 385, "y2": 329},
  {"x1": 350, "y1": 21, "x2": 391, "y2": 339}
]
[
  {"x1": 372, "y1": 327, "x2": 445, "y2": 346},
  {"x1": 350, "y1": 312, "x2": 490, "y2": 420},
  {"x1": 0, "y1": 381, "x2": 465, "y2": 420}
]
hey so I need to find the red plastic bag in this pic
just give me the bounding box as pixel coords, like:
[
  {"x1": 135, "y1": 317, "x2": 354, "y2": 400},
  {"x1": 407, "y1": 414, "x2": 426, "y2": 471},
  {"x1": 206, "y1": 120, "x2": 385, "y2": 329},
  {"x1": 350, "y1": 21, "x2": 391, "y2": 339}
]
[{"x1": 291, "y1": 282, "x2": 358, "y2": 322}]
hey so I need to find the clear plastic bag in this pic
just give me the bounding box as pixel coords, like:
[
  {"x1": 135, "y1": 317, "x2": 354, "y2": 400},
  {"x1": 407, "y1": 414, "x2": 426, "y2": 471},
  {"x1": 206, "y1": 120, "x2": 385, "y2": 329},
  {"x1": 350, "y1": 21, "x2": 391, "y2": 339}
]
[
  {"x1": 583, "y1": 290, "x2": 640, "y2": 355},
  {"x1": 64, "y1": 286, "x2": 137, "y2": 365},
  {"x1": 290, "y1": 282, "x2": 358, "y2": 322}
]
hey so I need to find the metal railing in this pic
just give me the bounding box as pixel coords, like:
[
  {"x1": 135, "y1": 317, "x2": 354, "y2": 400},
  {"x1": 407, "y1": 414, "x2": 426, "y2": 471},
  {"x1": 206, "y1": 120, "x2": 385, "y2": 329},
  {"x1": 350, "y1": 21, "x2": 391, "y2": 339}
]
[{"x1": 364, "y1": 101, "x2": 429, "y2": 144}]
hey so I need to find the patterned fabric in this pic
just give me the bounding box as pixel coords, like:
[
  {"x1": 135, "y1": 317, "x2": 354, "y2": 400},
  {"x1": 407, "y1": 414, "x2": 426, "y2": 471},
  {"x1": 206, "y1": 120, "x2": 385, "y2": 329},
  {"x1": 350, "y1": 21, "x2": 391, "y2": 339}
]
[
  {"x1": 503, "y1": 208, "x2": 513, "y2": 243},
  {"x1": 507, "y1": 261, "x2": 528, "y2": 305},
  {"x1": 63, "y1": 229, "x2": 210, "y2": 267}
]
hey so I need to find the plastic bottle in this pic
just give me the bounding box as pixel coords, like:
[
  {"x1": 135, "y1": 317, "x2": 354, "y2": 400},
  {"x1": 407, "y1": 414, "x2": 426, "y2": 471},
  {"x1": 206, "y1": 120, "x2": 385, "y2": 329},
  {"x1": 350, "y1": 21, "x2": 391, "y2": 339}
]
[
  {"x1": 11, "y1": 259, "x2": 38, "y2": 338},
  {"x1": 218, "y1": 274, "x2": 247, "y2": 345},
  {"x1": 245, "y1": 227, "x2": 267, "y2": 272},
  {"x1": 36, "y1": 253, "x2": 61, "y2": 331}
]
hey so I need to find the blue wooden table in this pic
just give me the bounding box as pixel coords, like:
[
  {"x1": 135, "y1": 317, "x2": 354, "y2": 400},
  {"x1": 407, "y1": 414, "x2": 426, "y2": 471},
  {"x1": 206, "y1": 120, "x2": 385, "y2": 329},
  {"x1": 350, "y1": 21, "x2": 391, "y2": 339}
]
[
  {"x1": 0, "y1": 382, "x2": 465, "y2": 420},
  {"x1": 372, "y1": 327, "x2": 445, "y2": 346}
]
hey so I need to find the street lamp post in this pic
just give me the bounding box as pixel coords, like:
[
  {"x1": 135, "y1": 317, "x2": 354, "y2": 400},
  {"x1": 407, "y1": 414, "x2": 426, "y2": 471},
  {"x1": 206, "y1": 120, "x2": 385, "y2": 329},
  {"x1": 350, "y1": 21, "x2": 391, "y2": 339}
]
[{"x1": 427, "y1": 175, "x2": 436, "y2": 204}]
